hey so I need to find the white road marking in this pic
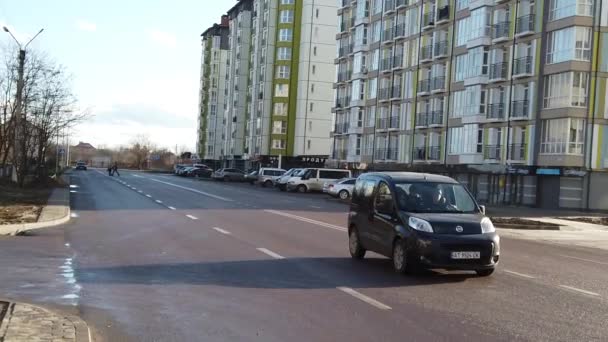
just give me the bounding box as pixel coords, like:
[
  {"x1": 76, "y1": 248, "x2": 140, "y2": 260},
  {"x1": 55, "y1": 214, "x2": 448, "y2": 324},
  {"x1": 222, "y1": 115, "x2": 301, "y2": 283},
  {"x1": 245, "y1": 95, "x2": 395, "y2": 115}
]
[
  {"x1": 212, "y1": 227, "x2": 232, "y2": 235},
  {"x1": 64, "y1": 243, "x2": 71, "y2": 247},
  {"x1": 133, "y1": 174, "x2": 145, "y2": 178},
  {"x1": 264, "y1": 210, "x2": 347, "y2": 232},
  {"x1": 186, "y1": 215, "x2": 198, "y2": 220},
  {"x1": 70, "y1": 190, "x2": 77, "y2": 193},
  {"x1": 560, "y1": 255, "x2": 608, "y2": 266},
  {"x1": 70, "y1": 213, "x2": 79, "y2": 218},
  {"x1": 168, "y1": 206, "x2": 176, "y2": 210},
  {"x1": 146, "y1": 178, "x2": 233, "y2": 202},
  {"x1": 337, "y1": 287, "x2": 392, "y2": 310},
  {"x1": 146, "y1": 194, "x2": 152, "y2": 198},
  {"x1": 155, "y1": 200, "x2": 163, "y2": 204},
  {"x1": 69, "y1": 184, "x2": 79, "y2": 188},
  {"x1": 256, "y1": 248, "x2": 285, "y2": 259},
  {"x1": 138, "y1": 190, "x2": 144, "y2": 193},
  {"x1": 504, "y1": 270, "x2": 536, "y2": 279},
  {"x1": 309, "y1": 205, "x2": 322, "y2": 209},
  {"x1": 559, "y1": 285, "x2": 600, "y2": 297}
]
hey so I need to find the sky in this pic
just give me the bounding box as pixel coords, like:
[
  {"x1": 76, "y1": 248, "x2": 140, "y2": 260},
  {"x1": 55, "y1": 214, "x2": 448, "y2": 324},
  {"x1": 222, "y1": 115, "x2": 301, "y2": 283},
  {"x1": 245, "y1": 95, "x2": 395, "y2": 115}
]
[{"x1": 0, "y1": 0, "x2": 227, "y2": 151}]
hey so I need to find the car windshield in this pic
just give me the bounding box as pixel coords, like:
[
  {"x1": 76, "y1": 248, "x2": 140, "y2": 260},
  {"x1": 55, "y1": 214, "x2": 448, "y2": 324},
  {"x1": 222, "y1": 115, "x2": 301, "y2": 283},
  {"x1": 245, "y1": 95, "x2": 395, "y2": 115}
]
[
  {"x1": 394, "y1": 182, "x2": 478, "y2": 214},
  {"x1": 293, "y1": 169, "x2": 307, "y2": 177}
]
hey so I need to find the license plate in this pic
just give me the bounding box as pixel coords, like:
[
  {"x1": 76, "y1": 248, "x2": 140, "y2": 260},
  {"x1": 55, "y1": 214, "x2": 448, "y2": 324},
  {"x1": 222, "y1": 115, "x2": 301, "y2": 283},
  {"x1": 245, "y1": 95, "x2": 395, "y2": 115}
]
[{"x1": 451, "y1": 251, "x2": 480, "y2": 259}]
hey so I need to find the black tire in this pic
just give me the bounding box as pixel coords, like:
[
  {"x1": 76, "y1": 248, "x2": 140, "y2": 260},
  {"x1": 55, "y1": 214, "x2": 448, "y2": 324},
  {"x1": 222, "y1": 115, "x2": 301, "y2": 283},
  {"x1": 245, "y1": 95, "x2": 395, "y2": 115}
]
[
  {"x1": 279, "y1": 184, "x2": 286, "y2": 191},
  {"x1": 392, "y1": 239, "x2": 414, "y2": 274},
  {"x1": 338, "y1": 190, "x2": 350, "y2": 200},
  {"x1": 224, "y1": 176, "x2": 230, "y2": 182},
  {"x1": 297, "y1": 184, "x2": 307, "y2": 193},
  {"x1": 349, "y1": 227, "x2": 366, "y2": 259},
  {"x1": 263, "y1": 180, "x2": 273, "y2": 188},
  {"x1": 476, "y1": 269, "x2": 495, "y2": 277}
]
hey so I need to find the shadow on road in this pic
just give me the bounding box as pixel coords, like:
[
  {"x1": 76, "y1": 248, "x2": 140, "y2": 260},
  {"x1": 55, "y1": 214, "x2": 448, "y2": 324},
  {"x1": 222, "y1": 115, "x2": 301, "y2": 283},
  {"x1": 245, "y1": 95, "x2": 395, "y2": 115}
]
[{"x1": 77, "y1": 257, "x2": 476, "y2": 289}]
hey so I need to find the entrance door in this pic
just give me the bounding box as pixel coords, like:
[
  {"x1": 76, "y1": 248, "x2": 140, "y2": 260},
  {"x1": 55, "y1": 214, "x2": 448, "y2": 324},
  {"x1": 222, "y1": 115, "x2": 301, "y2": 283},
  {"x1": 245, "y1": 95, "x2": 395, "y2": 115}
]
[{"x1": 537, "y1": 176, "x2": 560, "y2": 209}]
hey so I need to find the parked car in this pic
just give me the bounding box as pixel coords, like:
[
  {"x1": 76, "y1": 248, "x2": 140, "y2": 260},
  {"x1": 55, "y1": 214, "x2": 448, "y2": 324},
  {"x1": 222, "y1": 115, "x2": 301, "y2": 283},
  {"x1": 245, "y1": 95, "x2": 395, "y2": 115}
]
[
  {"x1": 325, "y1": 178, "x2": 356, "y2": 200},
  {"x1": 275, "y1": 168, "x2": 303, "y2": 191},
  {"x1": 347, "y1": 172, "x2": 499, "y2": 276},
  {"x1": 212, "y1": 168, "x2": 246, "y2": 182},
  {"x1": 245, "y1": 171, "x2": 259, "y2": 184},
  {"x1": 187, "y1": 167, "x2": 213, "y2": 178},
  {"x1": 287, "y1": 168, "x2": 352, "y2": 193},
  {"x1": 257, "y1": 168, "x2": 286, "y2": 187},
  {"x1": 75, "y1": 161, "x2": 87, "y2": 171},
  {"x1": 174, "y1": 164, "x2": 187, "y2": 174},
  {"x1": 178, "y1": 166, "x2": 195, "y2": 176}
]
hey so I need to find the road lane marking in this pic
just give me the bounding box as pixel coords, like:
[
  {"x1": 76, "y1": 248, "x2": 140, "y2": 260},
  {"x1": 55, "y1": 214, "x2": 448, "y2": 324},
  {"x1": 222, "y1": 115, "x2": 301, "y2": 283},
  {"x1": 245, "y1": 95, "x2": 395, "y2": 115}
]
[
  {"x1": 559, "y1": 285, "x2": 600, "y2": 297},
  {"x1": 69, "y1": 185, "x2": 79, "y2": 188},
  {"x1": 212, "y1": 227, "x2": 232, "y2": 235},
  {"x1": 186, "y1": 215, "x2": 198, "y2": 220},
  {"x1": 133, "y1": 174, "x2": 144, "y2": 178},
  {"x1": 155, "y1": 200, "x2": 163, "y2": 204},
  {"x1": 70, "y1": 190, "x2": 77, "y2": 193},
  {"x1": 138, "y1": 190, "x2": 143, "y2": 193},
  {"x1": 70, "y1": 213, "x2": 79, "y2": 218},
  {"x1": 504, "y1": 270, "x2": 536, "y2": 279},
  {"x1": 337, "y1": 287, "x2": 392, "y2": 310},
  {"x1": 168, "y1": 206, "x2": 176, "y2": 210},
  {"x1": 559, "y1": 255, "x2": 608, "y2": 266},
  {"x1": 146, "y1": 178, "x2": 233, "y2": 202},
  {"x1": 256, "y1": 248, "x2": 285, "y2": 259},
  {"x1": 309, "y1": 205, "x2": 322, "y2": 209},
  {"x1": 264, "y1": 210, "x2": 347, "y2": 232},
  {"x1": 146, "y1": 194, "x2": 152, "y2": 198}
]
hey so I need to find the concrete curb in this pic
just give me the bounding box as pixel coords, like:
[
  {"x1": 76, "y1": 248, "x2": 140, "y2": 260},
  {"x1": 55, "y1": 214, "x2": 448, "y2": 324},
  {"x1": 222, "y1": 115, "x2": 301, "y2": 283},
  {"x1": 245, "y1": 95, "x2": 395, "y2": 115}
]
[
  {"x1": 0, "y1": 299, "x2": 91, "y2": 342},
  {"x1": 0, "y1": 186, "x2": 71, "y2": 236}
]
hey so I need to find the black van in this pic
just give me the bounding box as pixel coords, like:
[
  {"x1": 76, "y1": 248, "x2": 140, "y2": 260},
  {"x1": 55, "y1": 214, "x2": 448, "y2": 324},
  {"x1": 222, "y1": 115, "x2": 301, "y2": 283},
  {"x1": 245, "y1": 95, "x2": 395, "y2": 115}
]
[{"x1": 347, "y1": 172, "x2": 499, "y2": 276}]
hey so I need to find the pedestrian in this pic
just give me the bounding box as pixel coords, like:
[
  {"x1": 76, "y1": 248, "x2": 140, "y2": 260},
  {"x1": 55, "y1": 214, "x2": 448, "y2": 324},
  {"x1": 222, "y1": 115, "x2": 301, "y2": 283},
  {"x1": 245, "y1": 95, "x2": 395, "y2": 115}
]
[
  {"x1": 112, "y1": 162, "x2": 120, "y2": 177},
  {"x1": 108, "y1": 166, "x2": 113, "y2": 176}
]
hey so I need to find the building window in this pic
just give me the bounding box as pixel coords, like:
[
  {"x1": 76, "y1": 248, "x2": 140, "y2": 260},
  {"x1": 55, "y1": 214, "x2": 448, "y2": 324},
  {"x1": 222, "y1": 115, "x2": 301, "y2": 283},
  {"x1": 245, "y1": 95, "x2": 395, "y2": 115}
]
[
  {"x1": 466, "y1": 47, "x2": 489, "y2": 79},
  {"x1": 456, "y1": 18, "x2": 469, "y2": 46},
  {"x1": 279, "y1": 28, "x2": 293, "y2": 42},
  {"x1": 308, "y1": 139, "x2": 312, "y2": 149},
  {"x1": 311, "y1": 84, "x2": 315, "y2": 92},
  {"x1": 275, "y1": 84, "x2": 289, "y2": 97},
  {"x1": 276, "y1": 65, "x2": 290, "y2": 79},
  {"x1": 543, "y1": 71, "x2": 589, "y2": 109},
  {"x1": 546, "y1": 26, "x2": 592, "y2": 64},
  {"x1": 272, "y1": 139, "x2": 286, "y2": 149},
  {"x1": 454, "y1": 54, "x2": 467, "y2": 82},
  {"x1": 277, "y1": 47, "x2": 292, "y2": 60},
  {"x1": 281, "y1": 0, "x2": 294, "y2": 4},
  {"x1": 310, "y1": 102, "x2": 314, "y2": 111},
  {"x1": 549, "y1": 0, "x2": 593, "y2": 21},
  {"x1": 456, "y1": 0, "x2": 470, "y2": 11},
  {"x1": 274, "y1": 102, "x2": 288, "y2": 116},
  {"x1": 316, "y1": 8, "x2": 319, "y2": 18},
  {"x1": 313, "y1": 46, "x2": 317, "y2": 56},
  {"x1": 273, "y1": 120, "x2": 287, "y2": 134},
  {"x1": 540, "y1": 118, "x2": 585, "y2": 154},
  {"x1": 449, "y1": 124, "x2": 482, "y2": 154},
  {"x1": 312, "y1": 65, "x2": 316, "y2": 74},
  {"x1": 280, "y1": 10, "x2": 294, "y2": 23}
]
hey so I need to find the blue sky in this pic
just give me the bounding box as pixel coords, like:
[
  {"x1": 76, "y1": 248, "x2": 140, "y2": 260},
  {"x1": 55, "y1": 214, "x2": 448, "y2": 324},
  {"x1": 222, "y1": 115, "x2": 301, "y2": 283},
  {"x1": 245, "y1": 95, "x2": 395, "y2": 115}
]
[{"x1": 0, "y1": 0, "x2": 227, "y2": 151}]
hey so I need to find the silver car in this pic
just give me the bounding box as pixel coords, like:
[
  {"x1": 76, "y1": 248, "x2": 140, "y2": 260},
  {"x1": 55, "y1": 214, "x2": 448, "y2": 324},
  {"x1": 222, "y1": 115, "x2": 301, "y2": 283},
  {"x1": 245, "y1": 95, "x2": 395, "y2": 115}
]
[
  {"x1": 275, "y1": 168, "x2": 303, "y2": 191},
  {"x1": 256, "y1": 168, "x2": 286, "y2": 187},
  {"x1": 212, "y1": 168, "x2": 246, "y2": 181},
  {"x1": 325, "y1": 178, "x2": 357, "y2": 200}
]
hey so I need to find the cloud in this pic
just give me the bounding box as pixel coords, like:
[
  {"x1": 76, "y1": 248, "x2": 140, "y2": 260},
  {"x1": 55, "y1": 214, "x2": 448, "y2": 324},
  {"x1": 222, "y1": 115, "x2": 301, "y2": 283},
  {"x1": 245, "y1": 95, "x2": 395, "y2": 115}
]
[
  {"x1": 91, "y1": 103, "x2": 193, "y2": 128},
  {"x1": 146, "y1": 29, "x2": 177, "y2": 48},
  {"x1": 76, "y1": 20, "x2": 97, "y2": 32}
]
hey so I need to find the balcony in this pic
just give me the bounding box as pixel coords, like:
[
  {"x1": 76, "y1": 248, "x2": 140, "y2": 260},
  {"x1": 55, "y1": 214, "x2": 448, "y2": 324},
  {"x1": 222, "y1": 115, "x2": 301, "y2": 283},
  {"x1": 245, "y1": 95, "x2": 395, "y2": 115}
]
[
  {"x1": 511, "y1": 100, "x2": 529, "y2": 119},
  {"x1": 429, "y1": 110, "x2": 443, "y2": 125},
  {"x1": 509, "y1": 144, "x2": 526, "y2": 161},
  {"x1": 337, "y1": 70, "x2": 352, "y2": 82},
  {"x1": 376, "y1": 117, "x2": 390, "y2": 130},
  {"x1": 436, "y1": 5, "x2": 450, "y2": 24},
  {"x1": 487, "y1": 102, "x2": 505, "y2": 120},
  {"x1": 417, "y1": 79, "x2": 431, "y2": 95},
  {"x1": 489, "y1": 62, "x2": 508, "y2": 81},
  {"x1": 414, "y1": 147, "x2": 426, "y2": 160},
  {"x1": 378, "y1": 88, "x2": 391, "y2": 101},
  {"x1": 431, "y1": 77, "x2": 445, "y2": 92},
  {"x1": 416, "y1": 112, "x2": 429, "y2": 127},
  {"x1": 338, "y1": 45, "x2": 352, "y2": 58},
  {"x1": 384, "y1": 0, "x2": 395, "y2": 13},
  {"x1": 434, "y1": 40, "x2": 448, "y2": 58},
  {"x1": 513, "y1": 56, "x2": 533, "y2": 77},
  {"x1": 389, "y1": 116, "x2": 400, "y2": 129},
  {"x1": 335, "y1": 96, "x2": 351, "y2": 108},
  {"x1": 383, "y1": 29, "x2": 394, "y2": 43},
  {"x1": 396, "y1": 0, "x2": 408, "y2": 8},
  {"x1": 395, "y1": 24, "x2": 406, "y2": 39},
  {"x1": 392, "y1": 54, "x2": 403, "y2": 69},
  {"x1": 428, "y1": 146, "x2": 441, "y2": 160},
  {"x1": 423, "y1": 12, "x2": 434, "y2": 29},
  {"x1": 334, "y1": 122, "x2": 350, "y2": 134},
  {"x1": 376, "y1": 148, "x2": 398, "y2": 160},
  {"x1": 484, "y1": 145, "x2": 502, "y2": 160},
  {"x1": 391, "y1": 86, "x2": 402, "y2": 99},
  {"x1": 516, "y1": 14, "x2": 535, "y2": 36},
  {"x1": 380, "y1": 58, "x2": 392, "y2": 72},
  {"x1": 492, "y1": 21, "x2": 510, "y2": 42},
  {"x1": 333, "y1": 149, "x2": 347, "y2": 160},
  {"x1": 420, "y1": 45, "x2": 433, "y2": 62}
]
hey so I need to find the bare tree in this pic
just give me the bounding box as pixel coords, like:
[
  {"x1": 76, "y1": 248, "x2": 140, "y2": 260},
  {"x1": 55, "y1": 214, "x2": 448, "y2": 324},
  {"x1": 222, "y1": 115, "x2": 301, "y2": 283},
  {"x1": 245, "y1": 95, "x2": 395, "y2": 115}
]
[{"x1": 129, "y1": 134, "x2": 154, "y2": 170}]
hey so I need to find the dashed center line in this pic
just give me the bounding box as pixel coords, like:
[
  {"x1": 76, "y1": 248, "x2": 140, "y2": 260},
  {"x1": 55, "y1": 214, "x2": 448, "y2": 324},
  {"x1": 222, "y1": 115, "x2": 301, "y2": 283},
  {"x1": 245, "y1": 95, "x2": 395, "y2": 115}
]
[
  {"x1": 504, "y1": 270, "x2": 536, "y2": 279},
  {"x1": 264, "y1": 210, "x2": 346, "y2": 232},
  {"x1": 558, "y1": 285, "x2": 600, "y2": 297},
  {"x1": 212, "y1": 227, "x2": 232, "y2": 235},
  {"x1": 256, "y1": 248, "x2": 285, "y2": 259},
  {"x1": 155, "y1": 200, "x2": 163, "y2": 204},
  {"x1": 337, "y1": 287, "x2": 392, "y2": 310},
  {"x1": 309, "y1": 205, "x2": 322, "y2": 209},
  {"x1": 186, "y1": 215, "x2": 198, "y2": 220},
  {"x1": 146, "y1": 194, "x2": 152, "y2": 198},
  {"x1": 70, "y1": 212, "x2": 79, "y2": 218},
  {"x1": 138, "y1": 190, "x2": 144, "y2": 193},
  {"x1": 168, "y1": 206, "x2": 176, "y2": 210}
]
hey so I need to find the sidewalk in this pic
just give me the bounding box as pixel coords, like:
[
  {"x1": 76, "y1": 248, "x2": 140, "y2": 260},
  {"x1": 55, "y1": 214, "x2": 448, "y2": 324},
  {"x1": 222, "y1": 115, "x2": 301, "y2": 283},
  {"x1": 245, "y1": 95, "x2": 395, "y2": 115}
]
[{"x1": 0, "y1": 300, "x2": 90, "y2": 341}]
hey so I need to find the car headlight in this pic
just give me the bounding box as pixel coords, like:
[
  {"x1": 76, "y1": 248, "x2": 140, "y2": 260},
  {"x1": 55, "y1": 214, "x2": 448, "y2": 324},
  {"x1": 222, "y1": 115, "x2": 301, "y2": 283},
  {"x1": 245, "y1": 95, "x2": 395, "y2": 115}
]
[
  {"x1": 409, "y1": 217, "x2": 433, "y2": 233},
  {"x1": 480, "y1": 217, "x2": 495, "y2": 233}
]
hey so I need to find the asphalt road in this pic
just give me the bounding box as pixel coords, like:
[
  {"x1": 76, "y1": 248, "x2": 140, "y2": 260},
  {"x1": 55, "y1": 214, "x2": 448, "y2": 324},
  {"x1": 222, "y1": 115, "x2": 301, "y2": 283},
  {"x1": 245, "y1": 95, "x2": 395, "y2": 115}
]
[{"x1": 0, "y1": 169, "x2": 607, "y2": 341}]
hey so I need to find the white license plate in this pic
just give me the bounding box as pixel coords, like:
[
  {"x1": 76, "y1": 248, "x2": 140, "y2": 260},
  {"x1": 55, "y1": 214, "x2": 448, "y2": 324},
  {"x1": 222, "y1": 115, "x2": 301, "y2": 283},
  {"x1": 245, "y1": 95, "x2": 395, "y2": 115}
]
[{"x1": 451, "y1": 251, "x2": 480, "y2": 259}]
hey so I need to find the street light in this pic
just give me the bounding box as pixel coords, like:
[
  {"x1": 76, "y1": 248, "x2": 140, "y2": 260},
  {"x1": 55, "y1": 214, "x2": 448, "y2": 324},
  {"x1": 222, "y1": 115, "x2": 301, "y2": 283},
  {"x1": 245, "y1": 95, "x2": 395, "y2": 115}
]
[{"x1": 3, "y1": 25, "x2": 44, "y2": 184}]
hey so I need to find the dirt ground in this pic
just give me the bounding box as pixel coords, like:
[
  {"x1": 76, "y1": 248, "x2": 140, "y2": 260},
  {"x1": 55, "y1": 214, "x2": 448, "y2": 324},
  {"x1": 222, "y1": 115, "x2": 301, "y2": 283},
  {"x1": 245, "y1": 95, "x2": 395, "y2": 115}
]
[
  {"x1": 491, "y1": 217, "x2": 560, "y2": 227},
  {"x1": 0, "y1": 180, "x2": 53, "y2": 225},
  {"x1": 559, "y1": 217, "x2": 608, "y2": 226}
]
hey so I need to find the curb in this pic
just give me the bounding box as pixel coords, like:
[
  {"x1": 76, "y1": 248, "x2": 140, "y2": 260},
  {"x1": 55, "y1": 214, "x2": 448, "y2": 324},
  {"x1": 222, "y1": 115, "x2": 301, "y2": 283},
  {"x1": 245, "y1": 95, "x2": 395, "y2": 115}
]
[
  {"x1": 0, "y1": 186, "x2": 71, "y2": 236},
  {"x1": 0, "y1": 300, "x2": 91, "y2": 342},
  {"x1": 495, "y1": 223, "x2": 561, "y2": 231}
]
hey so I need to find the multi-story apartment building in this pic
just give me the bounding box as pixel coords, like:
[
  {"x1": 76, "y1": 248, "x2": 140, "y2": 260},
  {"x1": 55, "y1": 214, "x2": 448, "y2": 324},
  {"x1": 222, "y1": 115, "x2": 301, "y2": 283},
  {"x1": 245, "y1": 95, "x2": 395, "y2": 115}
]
[
  {"x1": 198, "y1": 17, "x2": 230, "y2": 163},
  {"x1": 199, "y1": 0, "x2": 338, "y2": 170},
  {"x1": 330, "y1": 0, "x2": 608, "y2": 210}
]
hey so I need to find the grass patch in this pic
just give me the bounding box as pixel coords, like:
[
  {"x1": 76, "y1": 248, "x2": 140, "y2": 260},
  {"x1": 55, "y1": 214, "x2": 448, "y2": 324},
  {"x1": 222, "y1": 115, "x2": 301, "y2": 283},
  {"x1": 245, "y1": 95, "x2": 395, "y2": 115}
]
[{"x1": 0, "y1": 179, "x2": 55, "y2": 225}]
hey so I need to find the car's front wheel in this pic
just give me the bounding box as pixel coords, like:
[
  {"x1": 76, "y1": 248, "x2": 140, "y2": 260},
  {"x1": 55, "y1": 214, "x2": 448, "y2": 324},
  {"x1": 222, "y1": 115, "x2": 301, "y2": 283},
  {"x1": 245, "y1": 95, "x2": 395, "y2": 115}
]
[
  {"x1": 349, "y1": 228, "x2": 366, "y2": 259},
  {"x1": 297, "y1": 185, "x2": 307, "y2": 193},
  {"x1": 476, "y1": 269, "x2": 495, "y2": 277},
  {"x1": 338, "y1": 190, "x2": 350, "y2": 200},
  {"x1": 392, "y1": 239, "x2": 413, "y2": 274},
  {"x1": 263, "y1": 180, "x2": 273, "y2": 188}
]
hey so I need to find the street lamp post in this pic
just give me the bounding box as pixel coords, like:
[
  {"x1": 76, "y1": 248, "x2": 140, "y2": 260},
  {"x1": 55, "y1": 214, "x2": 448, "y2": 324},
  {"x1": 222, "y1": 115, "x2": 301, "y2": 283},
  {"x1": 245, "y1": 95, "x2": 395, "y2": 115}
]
[{"x1": 3, "y1": 26, "x2": 44, "y2": 182}]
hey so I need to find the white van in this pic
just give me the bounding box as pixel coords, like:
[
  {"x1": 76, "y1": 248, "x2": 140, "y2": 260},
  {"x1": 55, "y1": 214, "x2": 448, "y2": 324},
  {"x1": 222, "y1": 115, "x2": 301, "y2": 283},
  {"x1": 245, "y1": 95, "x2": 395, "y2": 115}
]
[{"x1": 286, "y1": 168, "x2": 352, "y2": 193}]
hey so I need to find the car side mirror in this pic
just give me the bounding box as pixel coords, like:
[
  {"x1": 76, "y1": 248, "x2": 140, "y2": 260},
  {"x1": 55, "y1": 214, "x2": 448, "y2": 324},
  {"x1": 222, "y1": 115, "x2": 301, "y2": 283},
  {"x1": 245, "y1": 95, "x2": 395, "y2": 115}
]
[{"x1": 479, "y1": 205, "x2": 486, "y2": 215}]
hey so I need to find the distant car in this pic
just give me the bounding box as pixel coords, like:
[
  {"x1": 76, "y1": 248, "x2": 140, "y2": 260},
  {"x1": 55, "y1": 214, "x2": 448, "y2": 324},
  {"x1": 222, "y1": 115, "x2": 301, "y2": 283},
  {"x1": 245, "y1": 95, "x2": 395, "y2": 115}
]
[
  {"x1": 75, "y1": 162, "x2": 87, "y2": 171},
  {"x1": 188, "y1": 167, "x2": 213, "y2": 178},
  {"x1": 245, "y1": 171, "x2": 259, "y2": 184},
  {"x1": 325, "y1": 178, "x2": 356, "y2": 200},
  {"x1": 257, "y1": 168, "x2": 286, "y2": 187},
  {"x1": 178, "y1": 167, "x2": 196, "y2": 176},
  {"x1": 212, "y1": 168, "x2": 246, "y2": 182},
  {"x1": 275, "y1": 168, "x2": 303, "y2": 191},
  {"x1": 174, "y1": 164, "x2": 188, "y2": 175},
  {"x1": 287, "y1": 168, "x2": 352, "y2": 193}
]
